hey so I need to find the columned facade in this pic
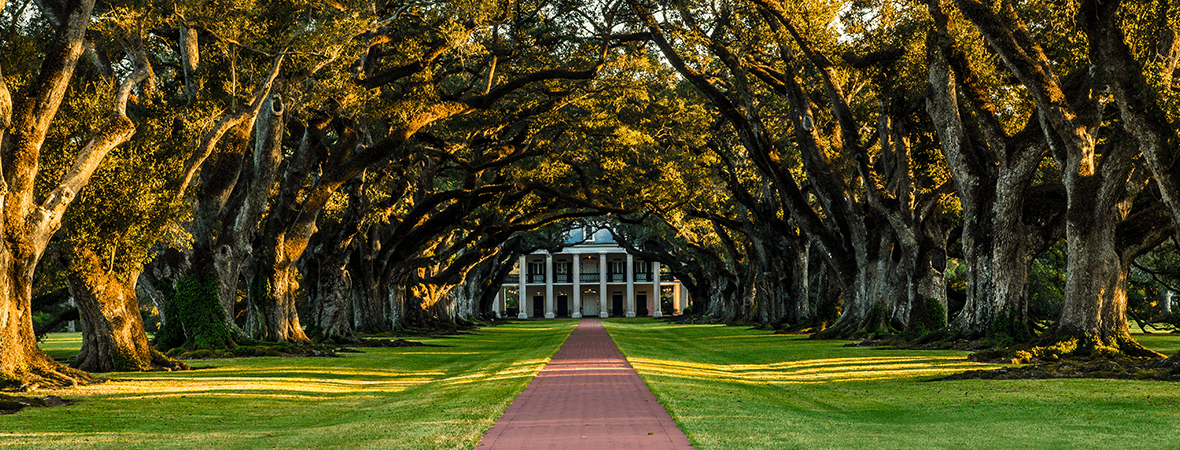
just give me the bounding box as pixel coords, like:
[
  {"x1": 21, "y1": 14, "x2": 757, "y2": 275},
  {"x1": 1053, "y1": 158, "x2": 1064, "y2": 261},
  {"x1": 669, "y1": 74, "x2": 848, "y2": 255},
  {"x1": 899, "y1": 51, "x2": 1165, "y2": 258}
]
[{"x1": 500, "y1": 227, "x2": 689, "y2": 320}]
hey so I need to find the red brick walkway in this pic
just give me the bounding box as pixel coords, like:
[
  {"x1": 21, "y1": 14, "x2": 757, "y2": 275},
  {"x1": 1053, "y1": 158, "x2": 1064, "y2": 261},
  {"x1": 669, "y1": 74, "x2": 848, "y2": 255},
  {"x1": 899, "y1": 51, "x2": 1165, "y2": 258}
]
[{"x1": 478, "y1": 318, "x2": 693, "y2": 449}]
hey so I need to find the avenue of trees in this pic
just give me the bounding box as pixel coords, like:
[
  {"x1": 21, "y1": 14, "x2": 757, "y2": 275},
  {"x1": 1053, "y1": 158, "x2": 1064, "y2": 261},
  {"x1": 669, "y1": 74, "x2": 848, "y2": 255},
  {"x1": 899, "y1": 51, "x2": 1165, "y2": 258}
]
[{"x1": 3, "y1": 0, "x2": 1180, "y2": 388}]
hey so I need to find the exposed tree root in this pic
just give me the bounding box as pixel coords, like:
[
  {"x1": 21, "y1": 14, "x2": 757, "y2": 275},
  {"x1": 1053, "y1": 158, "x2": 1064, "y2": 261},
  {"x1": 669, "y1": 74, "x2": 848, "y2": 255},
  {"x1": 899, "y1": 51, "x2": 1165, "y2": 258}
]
[
  {"x1": 669, "y1": 314, "x2": 719, "y2": 325},
  {"x1": 308, "y1": 329, "x2": 440, "y2": 348},
  {"x1": 164, "y1": 341, "x2": 346, "y2": 359},
  {"x1": 349, "y1": 338, "x2": 439, "y2": 348},
  {"x1": 1, "y1": 353, "x2": 96, "y2": 391},
  {"x1": 149, "y1": 349, "x2": 191, "y2": 371},
  {"x1": 937, "y1": 356, "x2": 1180, "y2": 382},
  {"x1": 809, "y1": 320, "x2": 888, "y2": 341},
  {"x1": 772, "y1": 316, "x2": 838, "y2": 335},
  {"x1": 1158, "y1": 352, "x2": 1180, "y2": 369},
  {"x1": 922, "y1": 333, "x2": 1180, "y2": 382},
  {"x1": 0, "y1": 392, "x2": 78, "y2": 414},
  {"x1": 964, "y1": 335, "x2": 1164, "y2": 365},
  {"x1": 840, "y1": 324, "x2": 1042, "y2": 353},
  {"x1": 71, "y1": 346, "x2": 190, "y2": 373}
]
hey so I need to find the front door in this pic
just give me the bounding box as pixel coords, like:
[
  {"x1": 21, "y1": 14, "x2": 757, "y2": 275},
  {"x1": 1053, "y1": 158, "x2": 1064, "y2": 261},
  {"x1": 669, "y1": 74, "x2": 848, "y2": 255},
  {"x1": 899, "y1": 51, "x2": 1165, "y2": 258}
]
[
  {"x1": 583, "y1": 294, "x2": 599, "y2": 316},
  {"x1": 612, "y1": 294, "x2": 624, "y2": 317},
  {"x1": 557, "y1": 295, "x2": 568, "y2": 317},
  {"x1": 533, "y1": 295, "x2": 544, "y2": 318}
]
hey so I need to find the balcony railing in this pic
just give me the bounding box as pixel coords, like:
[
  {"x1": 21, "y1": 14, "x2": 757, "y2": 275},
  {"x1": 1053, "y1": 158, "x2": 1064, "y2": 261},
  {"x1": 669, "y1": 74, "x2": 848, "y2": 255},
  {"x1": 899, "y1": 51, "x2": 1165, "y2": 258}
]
[{"x1": 509, "y1": 271, "x2": 671, "y2": 284}]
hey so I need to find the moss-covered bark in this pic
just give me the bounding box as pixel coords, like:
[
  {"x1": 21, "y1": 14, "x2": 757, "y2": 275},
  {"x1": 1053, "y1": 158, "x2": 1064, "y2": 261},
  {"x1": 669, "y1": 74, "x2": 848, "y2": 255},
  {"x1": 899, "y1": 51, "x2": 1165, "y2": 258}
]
[{"x1": 155, "y1": 269, "x2": 238, "y2": 351}]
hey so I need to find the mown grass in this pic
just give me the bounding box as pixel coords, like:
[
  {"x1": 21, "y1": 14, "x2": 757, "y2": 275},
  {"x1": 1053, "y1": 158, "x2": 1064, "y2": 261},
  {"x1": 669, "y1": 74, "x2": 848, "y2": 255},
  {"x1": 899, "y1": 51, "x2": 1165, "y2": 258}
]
[
  {"x1": 604, "y1": 319, "x2": 1180, "y2": 450},
  {"x1": 1132, "y1": 332, "x2": 1180, "y2": 356},
  {"x1": 5, "y1": 320, "x2": 577, "y2": 449},
  {"x1": 38, "y1": 333, "x2": 84, "y2": 362},
  {"x1": 17, "y1": 320, "x2": 1180, "y2": 449}
]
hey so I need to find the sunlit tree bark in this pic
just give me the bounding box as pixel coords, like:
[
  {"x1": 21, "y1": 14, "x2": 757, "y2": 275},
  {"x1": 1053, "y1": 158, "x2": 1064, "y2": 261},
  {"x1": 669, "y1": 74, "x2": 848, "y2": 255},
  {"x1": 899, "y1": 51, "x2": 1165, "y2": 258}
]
[
  {"x1": 923, "y1": 0, "x2": 1066, "y2": 340},
  {"x1": 0, "y1": 0, "x2": 136, "y2": 387},
  {"x1": 949, "y1": 0, "x2": 1174, "y2": 354}
]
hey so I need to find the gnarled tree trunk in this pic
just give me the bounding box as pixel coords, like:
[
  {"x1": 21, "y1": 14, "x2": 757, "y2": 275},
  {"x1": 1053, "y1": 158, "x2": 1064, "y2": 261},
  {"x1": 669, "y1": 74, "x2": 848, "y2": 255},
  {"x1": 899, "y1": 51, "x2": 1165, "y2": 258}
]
[
  {"x1": 153, "y1": 63, "x2": 282, "y2": 350},
  {"x1": 749, "y1": 228, "x2": 810, "y2": 326},
  {"x1": 64, "y1": 247, "x2": 187, "y2": 372},
  {"x1": 311, "y1": 252, "x2": 355, "y2": 341},
  {"x1": 306, "y1": 175, "x2": 371, "y2": 342},
  {"x1": 1, "y1": 0, "x2": 145, "y2": 386},
  {"x1": 350, "y1": 234, "x2": 391, "y2": 332},
  {"x1": 249, "y1": 243, "x2": 310, "y2": 342},
  {"x1": 923, "y1": 12, "x2": 1065, "y2": 340},
  {"x1": 1049, "y1": 132, "x2": 1171, "y2": 356}
]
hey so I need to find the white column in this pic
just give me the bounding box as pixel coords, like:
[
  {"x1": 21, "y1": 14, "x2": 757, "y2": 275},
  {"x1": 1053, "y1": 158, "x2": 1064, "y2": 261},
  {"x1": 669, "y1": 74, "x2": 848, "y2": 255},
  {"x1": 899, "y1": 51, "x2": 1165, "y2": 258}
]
[
  {"x1": 518, "y1": 255, "x2": 528, "y2": 319},
  {"x1": 572, "y1": 255, "x2": 582, "y2": 318},
  {"x1": 681, "y1": 285, "x2": 689, "y2": 313},
  {"x1": 1166, "y1": 291, "x2": 1174, "y2": 315},
  {"x1": 494, "y1": 291, "x2": 501, "y2": 318},
  {"x1": 652, "y1": 261, "x2": 662, "y2": 318},
  {"x1": 598, "y1": 252, "x2": 608, "y2": 318},
  {"x1": 625, "y1": 254, "x2": 635, "y2": 317},
  {"x1": 544, "y1": 253, "x2": 555, "y2": 319},
  {"x1": 673, "y1": 282, "x2": 681, "y2": 315},
  {"x1": 68, "y1": 297, "x2": 76, "y2": 332}
]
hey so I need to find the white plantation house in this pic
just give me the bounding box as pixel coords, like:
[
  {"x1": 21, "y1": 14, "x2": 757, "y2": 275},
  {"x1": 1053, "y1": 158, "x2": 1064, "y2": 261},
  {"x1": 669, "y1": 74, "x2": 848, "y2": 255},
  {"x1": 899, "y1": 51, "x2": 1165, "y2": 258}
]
[{"x1": 494, "y1": 227, "x2": 690, "y2": 319}]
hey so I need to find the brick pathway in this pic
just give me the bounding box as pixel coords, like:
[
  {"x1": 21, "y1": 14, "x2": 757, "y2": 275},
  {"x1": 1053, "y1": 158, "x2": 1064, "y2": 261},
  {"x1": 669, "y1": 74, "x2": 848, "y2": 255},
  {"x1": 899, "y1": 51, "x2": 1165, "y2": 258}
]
[{"x1": 478, "y1": 318, "x2": 693, "y2": 449}]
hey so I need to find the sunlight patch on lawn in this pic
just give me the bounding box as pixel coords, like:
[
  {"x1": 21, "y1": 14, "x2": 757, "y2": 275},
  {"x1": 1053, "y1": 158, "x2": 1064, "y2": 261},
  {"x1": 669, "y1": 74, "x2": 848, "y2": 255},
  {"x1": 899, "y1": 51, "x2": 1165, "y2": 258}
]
[
  {"x1": 9, "y1": 322, "x2": 579, "y2": 450},
  {"x1": 438, "y1": 360, "x2": 549, "y2": 386},
  {"x1": 118, "y1": 365, "x2": 447, "y2": 378},
  {"x1": 59, "y1": 376, "x2": 436, "y2": 398},
  {"x1": 1, "y1": 431, "x2": 162, "y2": 443},
  {"x1": 485, "y1": 365, "x2": 548, "y2": 378},
  {"x1": 629, "y1": 355, "x2": 997, "y2": 384},
  {"x1": 1, "y1": 430, "x2": 317, "y2": 447},
  {"x1": 404, "y1": 351, "x2": 486, "y2": 355},
  {"x1": 52, "y1": 355, "x2": 554, "y2": 400}
]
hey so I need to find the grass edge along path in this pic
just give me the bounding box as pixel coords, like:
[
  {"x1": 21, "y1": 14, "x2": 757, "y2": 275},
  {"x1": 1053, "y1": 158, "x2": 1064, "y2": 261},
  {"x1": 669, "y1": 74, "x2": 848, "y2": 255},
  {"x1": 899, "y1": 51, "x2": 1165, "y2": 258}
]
[
  {"x1": 604, "y1": 319, "x2": 1180, "y2": 450},
  {"x1": 4, "y1": 320, "x2": 578, "y2": 450}
]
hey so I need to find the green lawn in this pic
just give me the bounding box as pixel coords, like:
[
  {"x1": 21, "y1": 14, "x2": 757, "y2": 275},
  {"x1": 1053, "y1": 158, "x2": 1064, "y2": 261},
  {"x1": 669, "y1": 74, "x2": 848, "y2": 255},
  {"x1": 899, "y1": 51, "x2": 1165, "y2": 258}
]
[
  {"x1": 38, "y1": 332, "x2": 85, "y2": 362},
  {"x1": 5, "y1": 320, "x2": 577, "y2": 449},
  {"x1": 604, "y1": 319, "x2": 1180, "y2": 450},
  {"x1": 1131, "y1": 330, "x2": 1180, "y2": 356},
  {"x1": 12, "y1": 320, "x2": 1180, "y2": 449}
]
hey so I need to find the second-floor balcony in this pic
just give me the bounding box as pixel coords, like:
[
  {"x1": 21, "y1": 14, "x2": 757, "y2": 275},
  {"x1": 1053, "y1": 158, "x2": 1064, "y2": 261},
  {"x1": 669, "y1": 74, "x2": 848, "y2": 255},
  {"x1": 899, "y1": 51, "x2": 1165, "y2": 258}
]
[{"x1": 512, "y1": 271, "x2": 671, "y2": 285}]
